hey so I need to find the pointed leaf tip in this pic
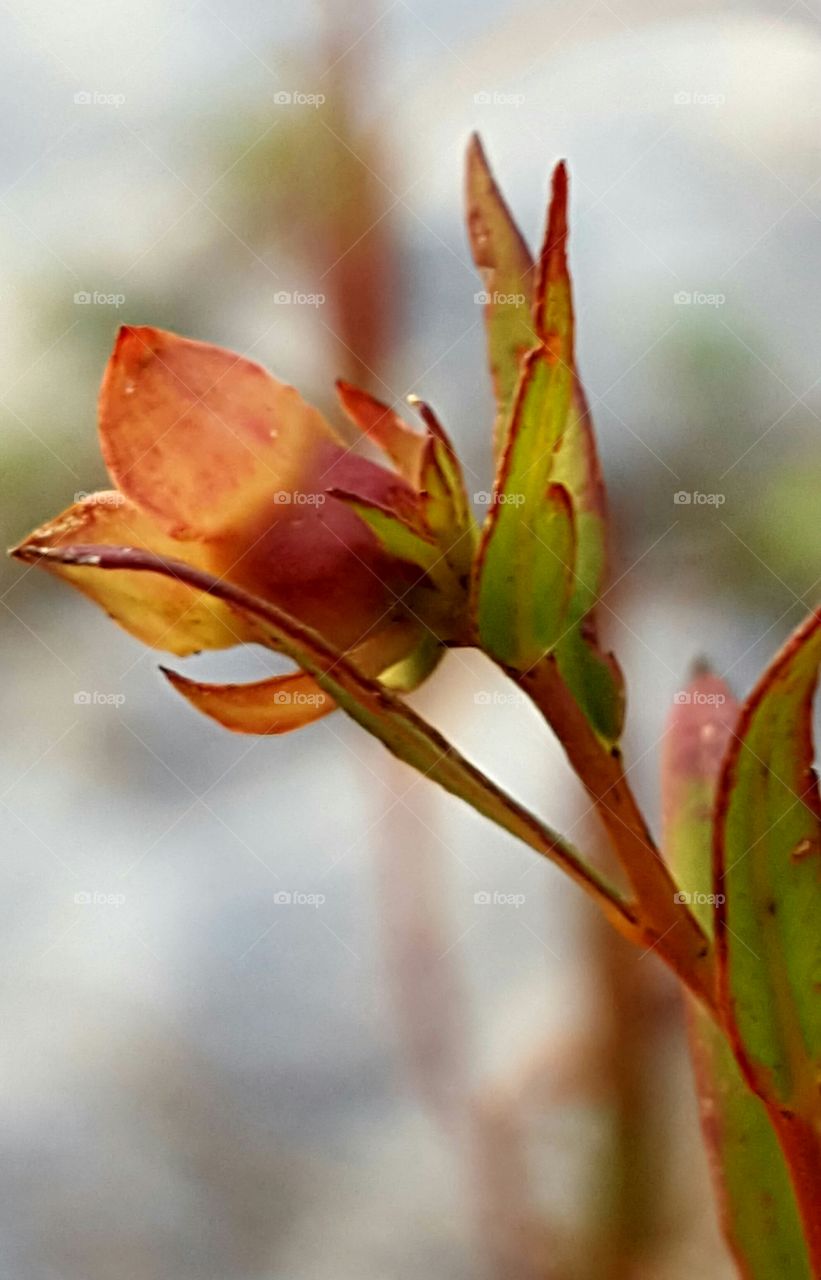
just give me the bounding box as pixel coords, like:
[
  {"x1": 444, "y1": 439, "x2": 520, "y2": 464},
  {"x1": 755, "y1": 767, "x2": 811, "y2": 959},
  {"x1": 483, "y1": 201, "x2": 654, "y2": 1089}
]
[
  {"x1": 534, "y1": 161, "x2": 571, "y2": 347},
  {"x1": 465, "y1": 133, "x2": 537, "y2": 458}
]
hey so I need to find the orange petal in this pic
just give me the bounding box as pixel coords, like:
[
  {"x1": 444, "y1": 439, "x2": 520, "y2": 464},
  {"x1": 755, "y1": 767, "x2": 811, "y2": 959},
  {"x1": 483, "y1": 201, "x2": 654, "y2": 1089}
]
[
  {"x1": 12, "y1": 492, "x2": 252, "y2": 655},
  {"x1": 99, "y1": 326, "x2": 340, "y2": 539},
  {"x1": 161, "y1": 668, "x2": 334, "y2": 733}
]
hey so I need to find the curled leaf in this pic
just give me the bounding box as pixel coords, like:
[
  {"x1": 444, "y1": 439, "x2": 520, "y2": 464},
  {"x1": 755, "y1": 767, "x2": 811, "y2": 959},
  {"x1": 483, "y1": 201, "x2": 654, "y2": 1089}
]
[
  {"x1": 162, "y1": 668, "x2": 334, "y2": 734},
  {"x1": 162, "y1": 618, "x2": 440, "y2": 736}
]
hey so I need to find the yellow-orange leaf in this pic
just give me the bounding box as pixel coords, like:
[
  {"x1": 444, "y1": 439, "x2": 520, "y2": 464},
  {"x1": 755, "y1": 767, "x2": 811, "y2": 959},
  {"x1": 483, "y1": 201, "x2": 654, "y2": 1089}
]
[{"x1": 12, "y1": 492, "x2": 250, "y2": 655}]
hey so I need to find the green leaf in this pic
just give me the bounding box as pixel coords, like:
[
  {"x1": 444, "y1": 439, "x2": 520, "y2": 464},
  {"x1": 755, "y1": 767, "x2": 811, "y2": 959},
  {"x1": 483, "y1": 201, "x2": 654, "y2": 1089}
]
[
  {"x1": 469, "y1": 152, "x2": 623, "y2": 741},
  {"x1": 714, "y1": 607, "x2": 821, "y2": 1110},
  {"x1": 473, "y1": 163, "x2": 577, "y2": 670},
  {"x1": 476, "y1": 397, "x2": 576, "y2": 669},
  {"x1": 663, "y1": 671, "x2": 810, "y2": 1278},
  {"x1": 465, "y1": 133, "x2": 536, "y2": 455},
  {"x1": 328, "y1": 489, "x2": 440, "y2": 573},
  {"x1": 552, "y1": 389, "x2": 624, "y2": 743},
  {"x1": 554, "y1": 621, "x2": 624, "y2": 746},
  {"x1": 19, "y1": 541, "x2": 638, "y2": 944}
]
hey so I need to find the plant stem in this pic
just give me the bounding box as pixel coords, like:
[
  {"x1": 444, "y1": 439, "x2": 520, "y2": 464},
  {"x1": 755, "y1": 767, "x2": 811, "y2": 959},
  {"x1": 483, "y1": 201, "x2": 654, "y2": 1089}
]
[
  {"x1": 517, "y1": 657, "x2": 715, "y2": 1008},
  {"x1": 16, "y1": 541, "x2": 646, "y2": 955}
]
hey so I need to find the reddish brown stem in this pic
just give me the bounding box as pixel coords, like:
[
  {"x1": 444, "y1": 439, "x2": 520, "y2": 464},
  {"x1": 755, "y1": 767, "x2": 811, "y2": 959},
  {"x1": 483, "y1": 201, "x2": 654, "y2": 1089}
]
[{"x1": 517, "y1": 658, "x2": 715, "y2": 1008}]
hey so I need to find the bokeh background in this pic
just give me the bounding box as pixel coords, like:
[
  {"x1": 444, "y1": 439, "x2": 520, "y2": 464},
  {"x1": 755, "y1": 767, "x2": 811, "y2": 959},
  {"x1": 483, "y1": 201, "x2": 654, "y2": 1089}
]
[{"x1": 1, "y1": 1, "x2": 820, "y2": 1276}]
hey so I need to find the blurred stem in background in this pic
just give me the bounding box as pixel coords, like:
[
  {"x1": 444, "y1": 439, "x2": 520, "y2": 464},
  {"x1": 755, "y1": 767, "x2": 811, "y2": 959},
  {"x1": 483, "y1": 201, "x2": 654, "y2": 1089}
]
[
  {"x1": 375, "y1": 748, "x2": 702, "y2": 1278},
  {"x1": 585, "y1": 905, "x2": 666, "y2": 1278},
  {"x1": 313, "y1": 2, "x2": 399, "y2": 391},
  {"x1": 199, "y1": 0, "x2": 399, "y2": 400}
]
